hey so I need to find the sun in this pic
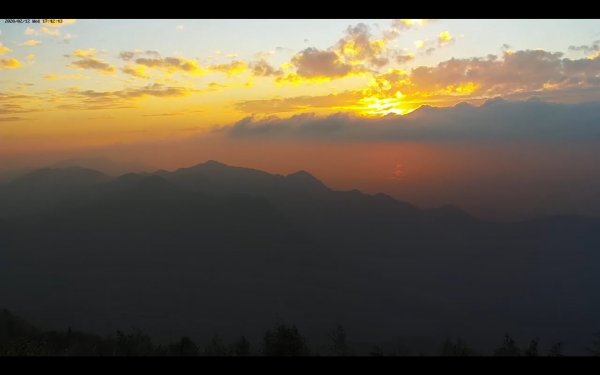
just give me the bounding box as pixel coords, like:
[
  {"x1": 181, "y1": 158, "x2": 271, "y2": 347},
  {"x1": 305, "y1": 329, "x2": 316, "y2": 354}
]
[{"x1": 354, "y1": 92, "x2": 416, "y2": 116}]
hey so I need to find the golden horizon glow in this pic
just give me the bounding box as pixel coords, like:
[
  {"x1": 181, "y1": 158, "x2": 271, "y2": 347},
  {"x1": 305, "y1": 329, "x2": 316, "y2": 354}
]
[{"x1": 0, "y1": 19, "x2": 599, "y2": 155}]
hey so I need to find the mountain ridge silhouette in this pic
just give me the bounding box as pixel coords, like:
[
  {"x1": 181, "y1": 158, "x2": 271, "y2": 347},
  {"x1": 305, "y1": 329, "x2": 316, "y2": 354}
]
[{"x1": 0, "y1": 159, "x2": 599, "y2": 354}]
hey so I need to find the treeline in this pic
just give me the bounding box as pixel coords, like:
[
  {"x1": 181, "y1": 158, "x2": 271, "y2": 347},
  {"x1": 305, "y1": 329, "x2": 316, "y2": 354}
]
[{"x1": 2, "y1": 309, "x2": 600, "y2": 356}]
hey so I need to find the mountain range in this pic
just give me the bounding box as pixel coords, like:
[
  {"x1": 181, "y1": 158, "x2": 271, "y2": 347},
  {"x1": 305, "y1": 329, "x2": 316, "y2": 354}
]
[{"x1": 0, "y1": 160, "x2": 599, "y2": 354}]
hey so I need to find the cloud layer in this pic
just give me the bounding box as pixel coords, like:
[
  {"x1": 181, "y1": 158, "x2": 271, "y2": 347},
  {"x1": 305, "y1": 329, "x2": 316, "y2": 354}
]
[{"x1": 229, "y1": 99, "x2": 600, "y2": 143}]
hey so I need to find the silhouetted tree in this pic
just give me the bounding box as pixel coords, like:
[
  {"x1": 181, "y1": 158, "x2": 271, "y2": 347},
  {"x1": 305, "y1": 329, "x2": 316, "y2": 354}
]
[
  {"x1": 524, "y1": 339, "x2": 539, "y2": 357},
  {"x1": 369, "y1": 345, "x2": 384, "y2": 356},
  {"x1": 231, "y1": 336, "x2": 251, "y2": 356},
  {"x1": 494, "y1": 334, "x2": 520, "y2": 356},
  {"x1": 329, "y1": 324, "x2": 352, "y2": 356},
  {"x1": 262, "y1": 324, "x2": 309, "y2": 356},
  {"x1": 204, "y1": 335, "x2": 230, "y2": 356},
  {"x1": 586, "y1": 332, "x2": 600, "y2": 356},
  {"x1": 549, "y1": 342, "x2": 563, "y2": 357},
  {"x1": 440, "y1": 338, "x2": 472, "y2": 356},
  {"x1": 169, "y1": 336, "x2": 198, "y2": 356},
  {"x1": 114, "y1": 329, "x2": 157, "y2": 356}
]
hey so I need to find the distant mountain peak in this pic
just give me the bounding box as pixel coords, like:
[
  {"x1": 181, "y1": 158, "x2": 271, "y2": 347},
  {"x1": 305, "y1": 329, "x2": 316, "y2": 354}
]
[
  {"x1": 287, "y1": 170, "x2": 314, "y2": 179},
  {"x1": 178, "y1": 160, "x2": 230, "y2": 173},
  {"x1": 285, "y1": 170, "x2": 328, "y2": 192},
  {"x1": 202, "y1": 160, "x2": 227, "y2": 167}
]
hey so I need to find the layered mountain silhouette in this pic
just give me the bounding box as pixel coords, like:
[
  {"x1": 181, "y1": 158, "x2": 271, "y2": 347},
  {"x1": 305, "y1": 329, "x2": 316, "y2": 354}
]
[{"x1": 0, "y1": 160, "x2": 599, "y2": 354}]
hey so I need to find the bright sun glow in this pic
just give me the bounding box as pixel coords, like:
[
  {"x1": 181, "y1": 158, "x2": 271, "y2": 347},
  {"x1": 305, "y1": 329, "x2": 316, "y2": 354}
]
[{"x1": 355, "y1": 92, "x2": 415, "y2": 116}]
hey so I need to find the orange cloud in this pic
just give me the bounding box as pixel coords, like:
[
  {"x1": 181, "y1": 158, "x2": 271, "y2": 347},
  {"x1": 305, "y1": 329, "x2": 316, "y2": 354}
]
[
  {"x1": 0, "y1": 93, "x2": 39, "y2": 117},
  {"x1": 209, "y1": 60, "x2": 247, "y2": 75},
  {"x1": 44, "y1": 73, "x2": 88, "y2": 80},
  {"x1": 122, "y1": 64, "x2": 150, "y2": 79},
  {"x1": 0, "y1": 58, "x2": 21, "y2": 69},
  {"x1": 73, "y1": 48, "x2": 97, "y2": 58}
]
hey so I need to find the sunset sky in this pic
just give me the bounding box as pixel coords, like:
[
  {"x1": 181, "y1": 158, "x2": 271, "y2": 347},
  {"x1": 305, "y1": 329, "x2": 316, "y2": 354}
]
[{"x1": 1, "y1": 19, "x2": 600, "y2": 220}]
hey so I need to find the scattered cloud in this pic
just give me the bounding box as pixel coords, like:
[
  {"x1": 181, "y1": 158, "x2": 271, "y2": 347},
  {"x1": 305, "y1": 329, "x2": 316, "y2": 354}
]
[
  {"x1": 569, "y1": 40, "x2": 600, "y2": 59},
  {"x1": 20, "y1": 39, "x2": 42, "y2": 47},
  {"x1": 336, "y1": 23, "x2": 389, "y2": 68},
  {"x1": 34, "y1": 20, "x2": 76, "y2": 41},
  {"x1": 286, "y1": 47, "x2": 357, "y2": 80},
  {"x1": 0, "y1": 93, "x2": 38, "y2": 115},
  {"x1": 404, "y1": 50, "x2": 595, "y2": 97},
  {"x1": 68, "y1": 48, "x2": 116, "y2": 74},
  {"x1": 279, "y1": 23, "x2": 397, "y2": 82},
  {"x1": 73, "y1": 49, "x2": 97, "y2": 58},
  {"x1": 209, "y1": 60, "x2": 247, "y2": 75},
  {"x1": 59, "y1": 84, "x2": 195, "y2": 110},
  {"x1": 119, "y1": 50, "x2": 161, "y2": 61},
  {"x1": 249, "y1": 59, "x2": 283, "y2": 77},
  {"x1": 122, "y1": 64, "x2": 149, "y2": 79},
  {"x1": 44, "y1": 73, "x2": 88, "y2": 80},
  {"x1": 395, "y1": 53, "x2": 415, "y2": 64},
  {"x1": 70, "y1": 59, "x2": 115, "y2": 73},
  {"x1": 24, "y1": 27, "x2": 37, "y2": 36},
  {"x1": 569, "y1": 40, "x2": 600, "y2": 54},
  {"x1": 438, "y1": 31, "x2": 454, "y2": 46},
  {"x1": 135, "y1": 56, "x2": 203, "y2": 74},
  {"x1": 40, "y1": 27, "x2": 61, "y2": 37},
  {"x1": 412, "y1": 31, "x2": 455, "y2": 55},
  {"x1": 0, "y1": 58, "x2": 21, "y2": 69},
  {"x1": 384, "y1": 19, "x2": 428, "y2": 40},
  {"x1": 119, "y1": 51, "x2": 138, "y2": 61},
  {"x1": 0, "y1": 43, "x2": 11, "y2": 55},
  {"x1": 207, "y1": 82, "x2": 227, "y2": 91},
  {"x1": 119, "y1": 51, "x2": 205, "y2": 76}
]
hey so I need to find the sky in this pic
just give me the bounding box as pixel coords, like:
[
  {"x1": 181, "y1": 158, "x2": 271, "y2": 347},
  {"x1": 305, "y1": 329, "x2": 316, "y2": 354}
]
[{"x1": 1, "y1": 19, "x2": 600, "y2": 220}]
